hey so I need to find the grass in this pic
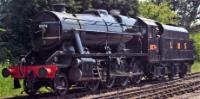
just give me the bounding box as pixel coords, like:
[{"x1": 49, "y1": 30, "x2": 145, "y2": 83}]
[
  {"x1": 0, "y1": 61, "x2": 200, "y2": 97},
  {"x1": 191, "y1": 61, "x2": 200, "y2": 73},
  {"x1": 0, "y1": 64, "x2": 51, "y2": 98},
  {"x1": 0, "y1": 65, "x2": 23, "y2": 97}
]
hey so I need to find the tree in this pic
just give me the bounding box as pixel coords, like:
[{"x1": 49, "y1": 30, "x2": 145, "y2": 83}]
[
  {"x1": 138, "y1": 1, "x2": 178, "y2": 24},
  {"x1": 191, "y1": 33, "x2": 200, "y2": 61},
  {"x1": 0, "y1": 0, "x2": 52, "y2": 63},
  {"x1": 90, "y1": 0, "x2": 138, "y2": 16},
  {"x1": 0, "y1": 28, "x2": 5, "y2": 32},
  {"x1": 174, "y1": 0, "x2": 200, "y2": 29},
  {"x1": 152, "y1": 0, "x2": 200, "y2": 29}
]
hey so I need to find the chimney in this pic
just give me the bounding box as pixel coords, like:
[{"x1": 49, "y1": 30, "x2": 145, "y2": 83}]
[{"x1": 52, "y1": 3, "x2": 67, "y2": 13}]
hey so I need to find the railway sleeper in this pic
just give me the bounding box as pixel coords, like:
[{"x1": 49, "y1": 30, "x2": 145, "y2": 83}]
[
  {"x1": 89, "y1": 74, "x2": 200, "y2": 99},
  {"x1": 134, "y1": 82, "x2": 198, "y2": 98}
]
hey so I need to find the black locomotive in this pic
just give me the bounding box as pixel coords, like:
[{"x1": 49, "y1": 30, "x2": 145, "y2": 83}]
[{"x1": 2, "y1": 4, "x2": 195, "y2": 95}]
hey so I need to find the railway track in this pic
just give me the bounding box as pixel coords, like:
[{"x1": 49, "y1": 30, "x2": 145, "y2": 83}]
[
  {"x1": 86, "y1": 72, "x2": 200, "y2": 99},
  {"x1": 4, "y1": 72, "x2": 200, "y2": 99}
]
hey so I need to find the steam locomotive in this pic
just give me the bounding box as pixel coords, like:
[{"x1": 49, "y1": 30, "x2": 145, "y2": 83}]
[{"x1": 2, "y1": 4, "x2": 195, "y2": 95}]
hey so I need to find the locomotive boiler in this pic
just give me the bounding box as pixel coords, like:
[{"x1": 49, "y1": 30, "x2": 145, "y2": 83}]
[{"x1": 2, "y1": 4, "x2": 195, "y2": 95}]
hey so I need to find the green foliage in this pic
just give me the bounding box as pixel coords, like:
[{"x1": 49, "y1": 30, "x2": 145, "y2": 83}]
[
  {"x1": 0, "y1": 27, "x2": 10, "y2": 63},
  {"x1": 138, "y1": 1, "x2": 178, "y2": 24},
  {"x1": 152, "y1": 0, "x2": 200, "y2": 28},
  {"x1": 0, "y1": 47, "x2": 11, "y2": 64},
  {"x1": 89, "y1": 0, "x2": 138, "y2": 16},
  {"x1": 190, "y1": 33, "x2": 200, "y2": 61},
  {"x1": 191, "y1": 61, "x2": 200, "y2": 73},
  {"x1": 0, "y1": 28, "x2": 5, "y2": 32},
  {"x1": 177, "y1": 0, "x2": 200, "y2": 28}
]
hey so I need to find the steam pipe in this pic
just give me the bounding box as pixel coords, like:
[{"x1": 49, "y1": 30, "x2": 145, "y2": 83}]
[
  {"x1": 74, "y1": 31, "x2": 96, "y2": 64},
  {"x1": 74, "y1": 31, "x2": 84, "y2": 54}
]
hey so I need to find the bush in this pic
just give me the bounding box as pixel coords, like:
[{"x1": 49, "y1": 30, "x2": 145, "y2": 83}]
[{"x1": 191, "y1": 33, "x2": 200, "y2": 61}]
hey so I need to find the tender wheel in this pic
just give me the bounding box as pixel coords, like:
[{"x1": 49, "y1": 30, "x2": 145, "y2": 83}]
[
  {"x1": 168, "y1": 73, "x2": 175, "y2": 80},
  {"x1": 157, "y1": 64, "x2": 166, "y2": 81},
  {"x1": 104, "y1": 77, "x2": 116, "y2": 89},
  {"x1": 168, "y1": 63, "x2": 176, "y2": 80},
  {"x1": 145, "y1": 73, "x2": 154, "y2": 80},
  {"x1": 53, "y1": 72, "x2": 69, "y2": 95},
  {"x1": 179, "y1": 63, "x2": 188, "y2": 78},
  {"x1": 87, "y1": 80, "x2": 100, "y2": 91},
  {"x1": 119, "y1": 77, "x2": 129, "y2": 87},
  {"x1": 130, "y1": 60, "x2": 143, "y2": 84}
]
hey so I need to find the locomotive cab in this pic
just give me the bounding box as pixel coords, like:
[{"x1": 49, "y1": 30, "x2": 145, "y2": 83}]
[{"x1": 132, "y1": 17, "x2": 160, "y2": 62}]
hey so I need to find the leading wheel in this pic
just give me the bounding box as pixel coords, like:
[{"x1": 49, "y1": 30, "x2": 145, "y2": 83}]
[
  {"x1": 24, "y1": 79, "x2": 37, "y2": 96},
  {"x1": 23, "y1": 72, "x2": 39, "y2": 96},
  {"x1": 53, "y1": 72, "x2": 69, "y2": 95}
]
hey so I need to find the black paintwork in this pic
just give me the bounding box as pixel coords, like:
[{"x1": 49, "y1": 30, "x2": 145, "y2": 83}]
[{"x1": 18, "y1": 9, "x2": 195, "y2": 92}]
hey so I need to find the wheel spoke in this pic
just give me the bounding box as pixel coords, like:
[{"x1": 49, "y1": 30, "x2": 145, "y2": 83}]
[
  {"x1": 120, "y1": 77, "x2": 129, "y2": 87},
  {"x1": 105, "y1": 77, "x2": 115, "y2": 89},
  {"x1": 130, "y1": 60, "x2": 142, "y2": 84},
  {"x1": 87, "y1": 80, "x2": 100, "y2": 91},
  {"x1": 24, "y1": 78, "x2": 37, "y2": 96}
]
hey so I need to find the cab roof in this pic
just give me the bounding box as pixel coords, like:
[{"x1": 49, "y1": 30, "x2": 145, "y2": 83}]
[
  {"x1": 161, "y1": 24, "x2": 188, "y2": 33},
  {"x1": 137, "y1": 17, "x2": 157, "y2": 26}
]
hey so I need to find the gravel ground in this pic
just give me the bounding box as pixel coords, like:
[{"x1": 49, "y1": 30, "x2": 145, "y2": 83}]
[{"x1": 170, "y1": 90, "x2": 200, "y2": 99}]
